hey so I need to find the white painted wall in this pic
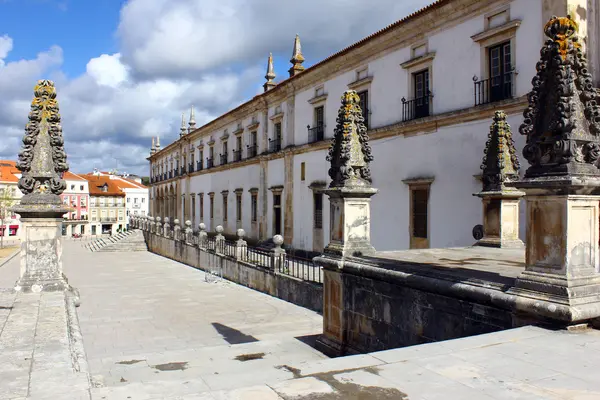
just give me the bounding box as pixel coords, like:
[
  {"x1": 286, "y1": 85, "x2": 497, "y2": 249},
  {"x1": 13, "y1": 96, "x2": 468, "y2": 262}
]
[{"x1": 150, "y1": 0, "x2": 569, "y2": 251}]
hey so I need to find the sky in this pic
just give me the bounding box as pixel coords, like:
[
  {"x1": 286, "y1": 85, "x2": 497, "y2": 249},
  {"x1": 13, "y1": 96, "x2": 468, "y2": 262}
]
[{"x1": 0, "y1": 0, "x2": 431, "y2": 176}]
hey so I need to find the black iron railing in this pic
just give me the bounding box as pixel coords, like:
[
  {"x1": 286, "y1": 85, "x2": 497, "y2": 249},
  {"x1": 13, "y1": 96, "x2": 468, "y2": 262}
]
[
  {"x1": 269, "y1": 137, "x2": 282, "y2": 153},
  {"x1": 169, "y1": 171, "x2": 173, "y2": 179},
  {"x1": 220, "y1": 154, "x2": 228, "y2": 165},
  {"x1": 233, "y1": 149, "x2": 243, "y2": 162},
  {"x1": 206, "y1": 158, "x2": 214, "y2": 169},
  {"x1": 473, "y1": 71, "x2": 514, "y2": 106},
  {"x1": 196, "y1": 161, "x2": 203, "y2": 171},
  {"x1": 279, "y1": 253, "x2": 323, "y2": 284},
  {"x1": 246, "y1": 247, "x2": 272, "y2": 268},
  {"x1": 180, "y1": 166, "x2": 185, "y2": 175},
  {"x1": 223, "y1": 240, "x2": 237, "y2": 258},
  {"x1": 307, "y1": 124, "x2": 325, "y2": 143},
  {"x1": 188, "y1": 164, "x2": 194, "y2": 173},
  {"x1": 247, "y1": 145, "x2": 257, "y2": 158},
  {"x1": 402, "y1": 92, "x2": 432, "y2": 122}
]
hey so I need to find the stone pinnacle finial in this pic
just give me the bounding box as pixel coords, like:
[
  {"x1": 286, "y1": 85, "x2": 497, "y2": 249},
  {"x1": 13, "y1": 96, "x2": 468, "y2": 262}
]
[
  {"x1": 180, "y1": 112, "x2": 187, "y2": 138},
  {"x1": 155, "y1": 136, "x2": 161, "y2": 151},
  {"x1": 326, "y1": 90, "x2": 374, "y2": 188},
  {"x1": 288, "y1": 34, "x2": 305, "y2": 77},
  {"x1": 151, "y1": 136, "x2": 156, "y2": 155},
  {"x1": 263, "y1": 53, "x2": 276, "y2": 92},
  {"x1": 15, "y1": 80, "x2": 69, "y2": 207},
  {"x1": 519, "y1": 15, "x2": 600, "y2": 180},
  {"x1": 188, "y1": 105, "x2": 196, "y2": 133},
  {"x1": 480, "y1": 111, "x2": 521, "y2": 192}
]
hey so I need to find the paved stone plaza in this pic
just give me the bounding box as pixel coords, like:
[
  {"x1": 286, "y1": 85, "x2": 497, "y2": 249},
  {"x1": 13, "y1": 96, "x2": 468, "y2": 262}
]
[{"x1": 1, "y1": 241, "x2": 600, "y2": 399}]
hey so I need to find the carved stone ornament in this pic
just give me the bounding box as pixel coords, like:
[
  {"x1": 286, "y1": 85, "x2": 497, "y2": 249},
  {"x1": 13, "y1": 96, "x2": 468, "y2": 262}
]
[
  {"x1": 519, "y1": 15, "x2": 600, "y2": 179},
  {"x1": 480, "y1": 111, "x2": 521, "y2": 192},
  {"x1": 326, "y1": 90, "x2": 374, "y2": 188},
  {"x1": 15, "y1": 80, "x2": 69, "y2": 210}
]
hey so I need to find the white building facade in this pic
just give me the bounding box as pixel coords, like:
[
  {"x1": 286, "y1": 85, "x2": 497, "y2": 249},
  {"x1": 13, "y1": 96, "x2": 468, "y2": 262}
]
[{"x1": 148, "y1": 0, "x2": 600, "y2": 252}]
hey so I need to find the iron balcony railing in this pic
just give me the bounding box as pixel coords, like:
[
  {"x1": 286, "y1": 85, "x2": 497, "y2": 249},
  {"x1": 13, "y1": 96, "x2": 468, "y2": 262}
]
[
  {"x1": 233, "y1": 149, "x2": 243, "y2": 162},
  {"x1": 247, "y1": 144, "x2": 257, "y2": 158},
  {"x1": 206, "y1": 158, "x2": 214, "y2": 169},
  {"x1": 168, "y1": 171, "x2": 173, "y2": 179},
  {"x1": 220, "y1": 154, "x2": 228, "y2": 165},
  {"x1": 307, "y1": 124, "x2": 325, "y2": 143},
  {"x1": 188, "y1": 164, "x2": 194, "y2": 173},
  {"x1": 401, "y1": 91, "x2": 432, "y2": 122},
  {"x1": 268, "y1": 137, "x2": 282, "y2": 153},
  {"x1": 473, "y1": 70, "x2": 515, "y2": 106},
  {"x1": 196, "y1": 161, "x2": 203, "y2": 171}
]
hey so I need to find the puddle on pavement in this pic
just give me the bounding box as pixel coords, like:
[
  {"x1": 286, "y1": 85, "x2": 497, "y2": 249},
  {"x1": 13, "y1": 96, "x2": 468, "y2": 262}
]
[
  {"x1": 234, "y1": 352, "x2": 265, "y2": 362},
  {"x1": 152, "y1": 361, "x2": 189, "y2": 371},
  {"x1": 116, "y1": 359, "x2": 145, "y2": 365}
]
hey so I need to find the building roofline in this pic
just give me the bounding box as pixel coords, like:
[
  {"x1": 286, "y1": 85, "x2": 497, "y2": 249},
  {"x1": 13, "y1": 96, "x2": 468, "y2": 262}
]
[{"x1": 150, "y1": 0, "x2": 450, "y2": 159}]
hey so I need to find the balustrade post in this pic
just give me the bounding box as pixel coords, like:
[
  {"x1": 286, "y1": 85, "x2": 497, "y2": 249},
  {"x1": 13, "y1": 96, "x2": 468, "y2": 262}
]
[
  {"x1": 271, "y1": 234, "x2": 286, "y2": 271},
  {"x1": 215, "y1": 225, "x2": 225, "y2": 254},
  {"x1": 163, "y1": 217, "x2": 171, "y2": 238},
  {"x1": 155, "y1": 217, "x2": 162, "y2": 235},
  {"x1": 198, "y1": 223, "x2": 208, "y2": 248},
  {"x1": 173, "y1": 219, "x2": 181, "y2": 240},
  {"x1": 148, "y1": 216, "x2": 154, "y2": 233},
  {"x1": 185, "y1": 220, "x2": 194, "y2": 244},
  {"x1": 235, "y1": 229, "x2": 247, "y2": 261}
]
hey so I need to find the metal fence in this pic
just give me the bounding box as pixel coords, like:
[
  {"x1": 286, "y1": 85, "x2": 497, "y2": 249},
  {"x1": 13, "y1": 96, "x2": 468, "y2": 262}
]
[
  {"x1": 279, "y1": 253, "x2": 323, "y2": 284},
  {"x1": 246, "y1": 247, "x2": 272, "y2": 269}
]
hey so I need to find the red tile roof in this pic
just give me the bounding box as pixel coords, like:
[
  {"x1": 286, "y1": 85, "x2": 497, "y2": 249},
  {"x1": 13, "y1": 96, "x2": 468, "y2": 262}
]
[
  {"x1": 83, "y1": 175, "x2": 126, "y2": 197},
  {"x1": 63, "y1": 171, "x2": 87, "y2": 181},
  {"x1": 0, "y1": 160, "x2": 19, "y2": 183}
]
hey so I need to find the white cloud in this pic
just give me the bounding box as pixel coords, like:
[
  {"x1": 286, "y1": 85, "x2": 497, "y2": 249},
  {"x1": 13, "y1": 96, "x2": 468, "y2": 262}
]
[
  {"x1": 0, "y1": 34, "x2": 13, "y2": 67},
  {"x1": 86, "y1": 53, "x2": 129, "y2": 88},
  {"x1": 117, "y1": 0, "x2": 430, "y2": 78}
]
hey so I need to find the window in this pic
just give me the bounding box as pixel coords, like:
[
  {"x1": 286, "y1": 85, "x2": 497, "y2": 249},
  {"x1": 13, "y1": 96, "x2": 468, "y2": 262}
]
[
  {"x1": 251, "y1": 131, "x2": 257, "y2": 146},
  {"x1": 251, "y1": 193, "x2": 257, "y2": 222},
  {"x1": 63, "y1": 196, "x2": 68, "y2": 205},
  {"x1": 200, "y1": 194, "x2": 204, "y2": 219},
  {"x1": 80, "y1": 197, "x2": 86, "y2": 207},
  {"x1": 142, "y1": 198, "x2": 145, "y2": 203},
  {"x1": 310, "y1": 106, "x2": 325, "y2": 143},
  {"x1": 236, "y1": 136, "x2": 242, "y2": 152},
  {"x1": 488, "y1": 41, "x2": 512, "y2": 103},
  {"x1": 313, "y1": 192, "x2": 323, "y2": 229},
  {"x1": 301, "y1": 162, "x2": 306, "y2": 181},
  {"x1": 413, "y1": 70, "x2": 430, "y2": 119},
  {"x1": 191, "y1": 194, "x2": 196, "y2": 222},
  {"x1": 236, "y1": 194, "x2": 242, "y2": 221},
  {"x1": 223, "y1": 194, "x2": 228, "y2": 221},
  {"x1": 210, "y1": 196, "x2": 214, "y2": 219},
  {"x1": 273, "y1": 193, "x2": 282, "y2": 235},
  {"x1": 134, "y1": 198, "x2": 138, "y2": 204},
  {"x1": 412, "y1": 189, "x2": 428, "y2": 240},
  {"x1": 275, "y1": 122, "x2": 282, "y2": 142},
  {"x1": 127, "y1": 198, "x2": 130, "y2": 203},
  {"x1": 357, "y1": 90, "x2": 369, "y2": 128},
  {"x1": 71, "y1": 184, "x2": 75, "y2": 190}
]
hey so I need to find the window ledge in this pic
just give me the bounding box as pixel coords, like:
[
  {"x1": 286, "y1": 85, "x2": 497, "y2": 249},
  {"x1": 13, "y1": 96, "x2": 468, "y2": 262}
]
[
  {"x1": 248, "y1": 187, "x2": 259, "y2": 193},
  {"x1": 402, "y1": 177, "x2": 435, "y2": 186},
  {"x1": 471, "y1": 19, "x2": 521, "y2": 44},
  {"x1": 347, "y1": 76, "x2": 373, "y2": 90},
  {"x1": 269, "y1": 185, "x2": 284, "y2": 193},
  {"x1": 400, "y1": 52, "x2": 436, "y2": 70},
  {"x1": 308, "y1": 93, "x2": 328, "y2": 105},
  {"x1": 232, "y1": 128, "x2": 244, "y2": 136},
  {"x1": 220, "y1": 133, "x2": 229, "y2": 141},
  {"x1": 247, "y1": 121, "x2": 260, "y2": 130},
  {"x1": 269, "y1": 112, "x2": 284, "y2": 121},
  {"x1": 207, "y1": 139, "x2": 215, "y2": 146}
]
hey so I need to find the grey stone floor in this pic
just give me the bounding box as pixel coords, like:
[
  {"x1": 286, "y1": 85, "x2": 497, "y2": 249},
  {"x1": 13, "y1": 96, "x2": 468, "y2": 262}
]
[{"x1": 2, "y1": 240, "x2": 600, "y2": 399}]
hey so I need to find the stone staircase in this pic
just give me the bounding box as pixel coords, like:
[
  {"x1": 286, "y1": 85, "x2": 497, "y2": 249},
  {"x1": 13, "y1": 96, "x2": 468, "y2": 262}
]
[{"x1": 85, "y1": 230, "x2": 147, "y2": 252}]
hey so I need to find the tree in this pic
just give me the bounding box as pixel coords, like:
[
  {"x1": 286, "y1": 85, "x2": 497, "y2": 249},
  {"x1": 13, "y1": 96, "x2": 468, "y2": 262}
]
[
  {"x1": 141, "y1": 176, "x2": 150, "y2": 186},
  {"x1": 0, "y1": 187, "x2": 16, "y2": 249}
]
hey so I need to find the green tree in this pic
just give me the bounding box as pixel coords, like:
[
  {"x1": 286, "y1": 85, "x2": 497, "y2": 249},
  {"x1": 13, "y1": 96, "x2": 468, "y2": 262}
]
[{"x1": 0, "y1": 187, "x2": 17, "y2": 249}]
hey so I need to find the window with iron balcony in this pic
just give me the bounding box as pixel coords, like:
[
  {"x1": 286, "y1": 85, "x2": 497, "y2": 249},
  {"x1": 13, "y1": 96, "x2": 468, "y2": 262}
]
[
  {"x1": 308, "y1": 106, "x2": 325, "y2": 143},
  {"x1": 269, "y1": 122, "x2": 282, "y2": 153},
  {"x1": 473, "y1": 41, "x2": 514, "y2": 106}
]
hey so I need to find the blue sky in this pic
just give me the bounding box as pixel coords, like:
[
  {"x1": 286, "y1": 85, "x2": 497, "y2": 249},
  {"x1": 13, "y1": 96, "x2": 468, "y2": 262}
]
[
  {"x1": 0, "y1": 0, "x2": 430, "y2": 175},
  {"x1": 0, "y1": 0, "x2": 123, "y2": 77}
]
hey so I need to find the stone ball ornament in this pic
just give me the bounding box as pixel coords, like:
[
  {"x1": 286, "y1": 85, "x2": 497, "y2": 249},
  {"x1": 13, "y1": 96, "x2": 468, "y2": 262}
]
[
  {"x1": 216, "y1": 225, "x2": 224, "y2": 234},
  {"x1": 237, "y1": 228, "x2": 245, "y2": 238},
  {"x1": 185, "y1": 220, "x2": 192, "y2": 227},
  {"x1": 273, "y1": 234, "x2": 284, "y2": 246},
  {"x1": 199, "y1": 223, "x2": 206, "y2": 230}
]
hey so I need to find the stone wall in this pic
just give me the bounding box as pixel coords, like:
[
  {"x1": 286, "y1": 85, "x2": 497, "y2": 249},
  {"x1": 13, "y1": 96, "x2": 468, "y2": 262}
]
[{"x1": 143, "y1": 230, "x2": 323, "y2": 313}]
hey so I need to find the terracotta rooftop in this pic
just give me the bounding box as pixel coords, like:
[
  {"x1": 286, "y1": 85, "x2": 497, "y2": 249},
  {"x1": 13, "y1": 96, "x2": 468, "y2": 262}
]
[
  {"x1": 0, "y1": 160, "x2": 19, "y2": 184},
  {"x1": 83, "y1": 175, "x2": 126, "y2": 197},
  {"x1": 115, "y1": 177, "x2": 148, "y2": 190},
  {"x1": 63, "y1": 171, "x2": 87, "y2": 182}
]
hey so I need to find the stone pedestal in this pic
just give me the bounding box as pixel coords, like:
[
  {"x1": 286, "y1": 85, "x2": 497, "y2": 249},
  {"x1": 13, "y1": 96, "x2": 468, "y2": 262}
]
[
  {"x1": 508, "y1": 192, "x2": 600, "y2": 309},
  {"x1": 14, "y1": 215, "x2": 70, "y2": 293},
  {"x1": 474, "y1": 191, "x2": 525, "y2": 248},
  {"x1": 324, "y1": 186, "x2": 378, "y2": 258}
]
